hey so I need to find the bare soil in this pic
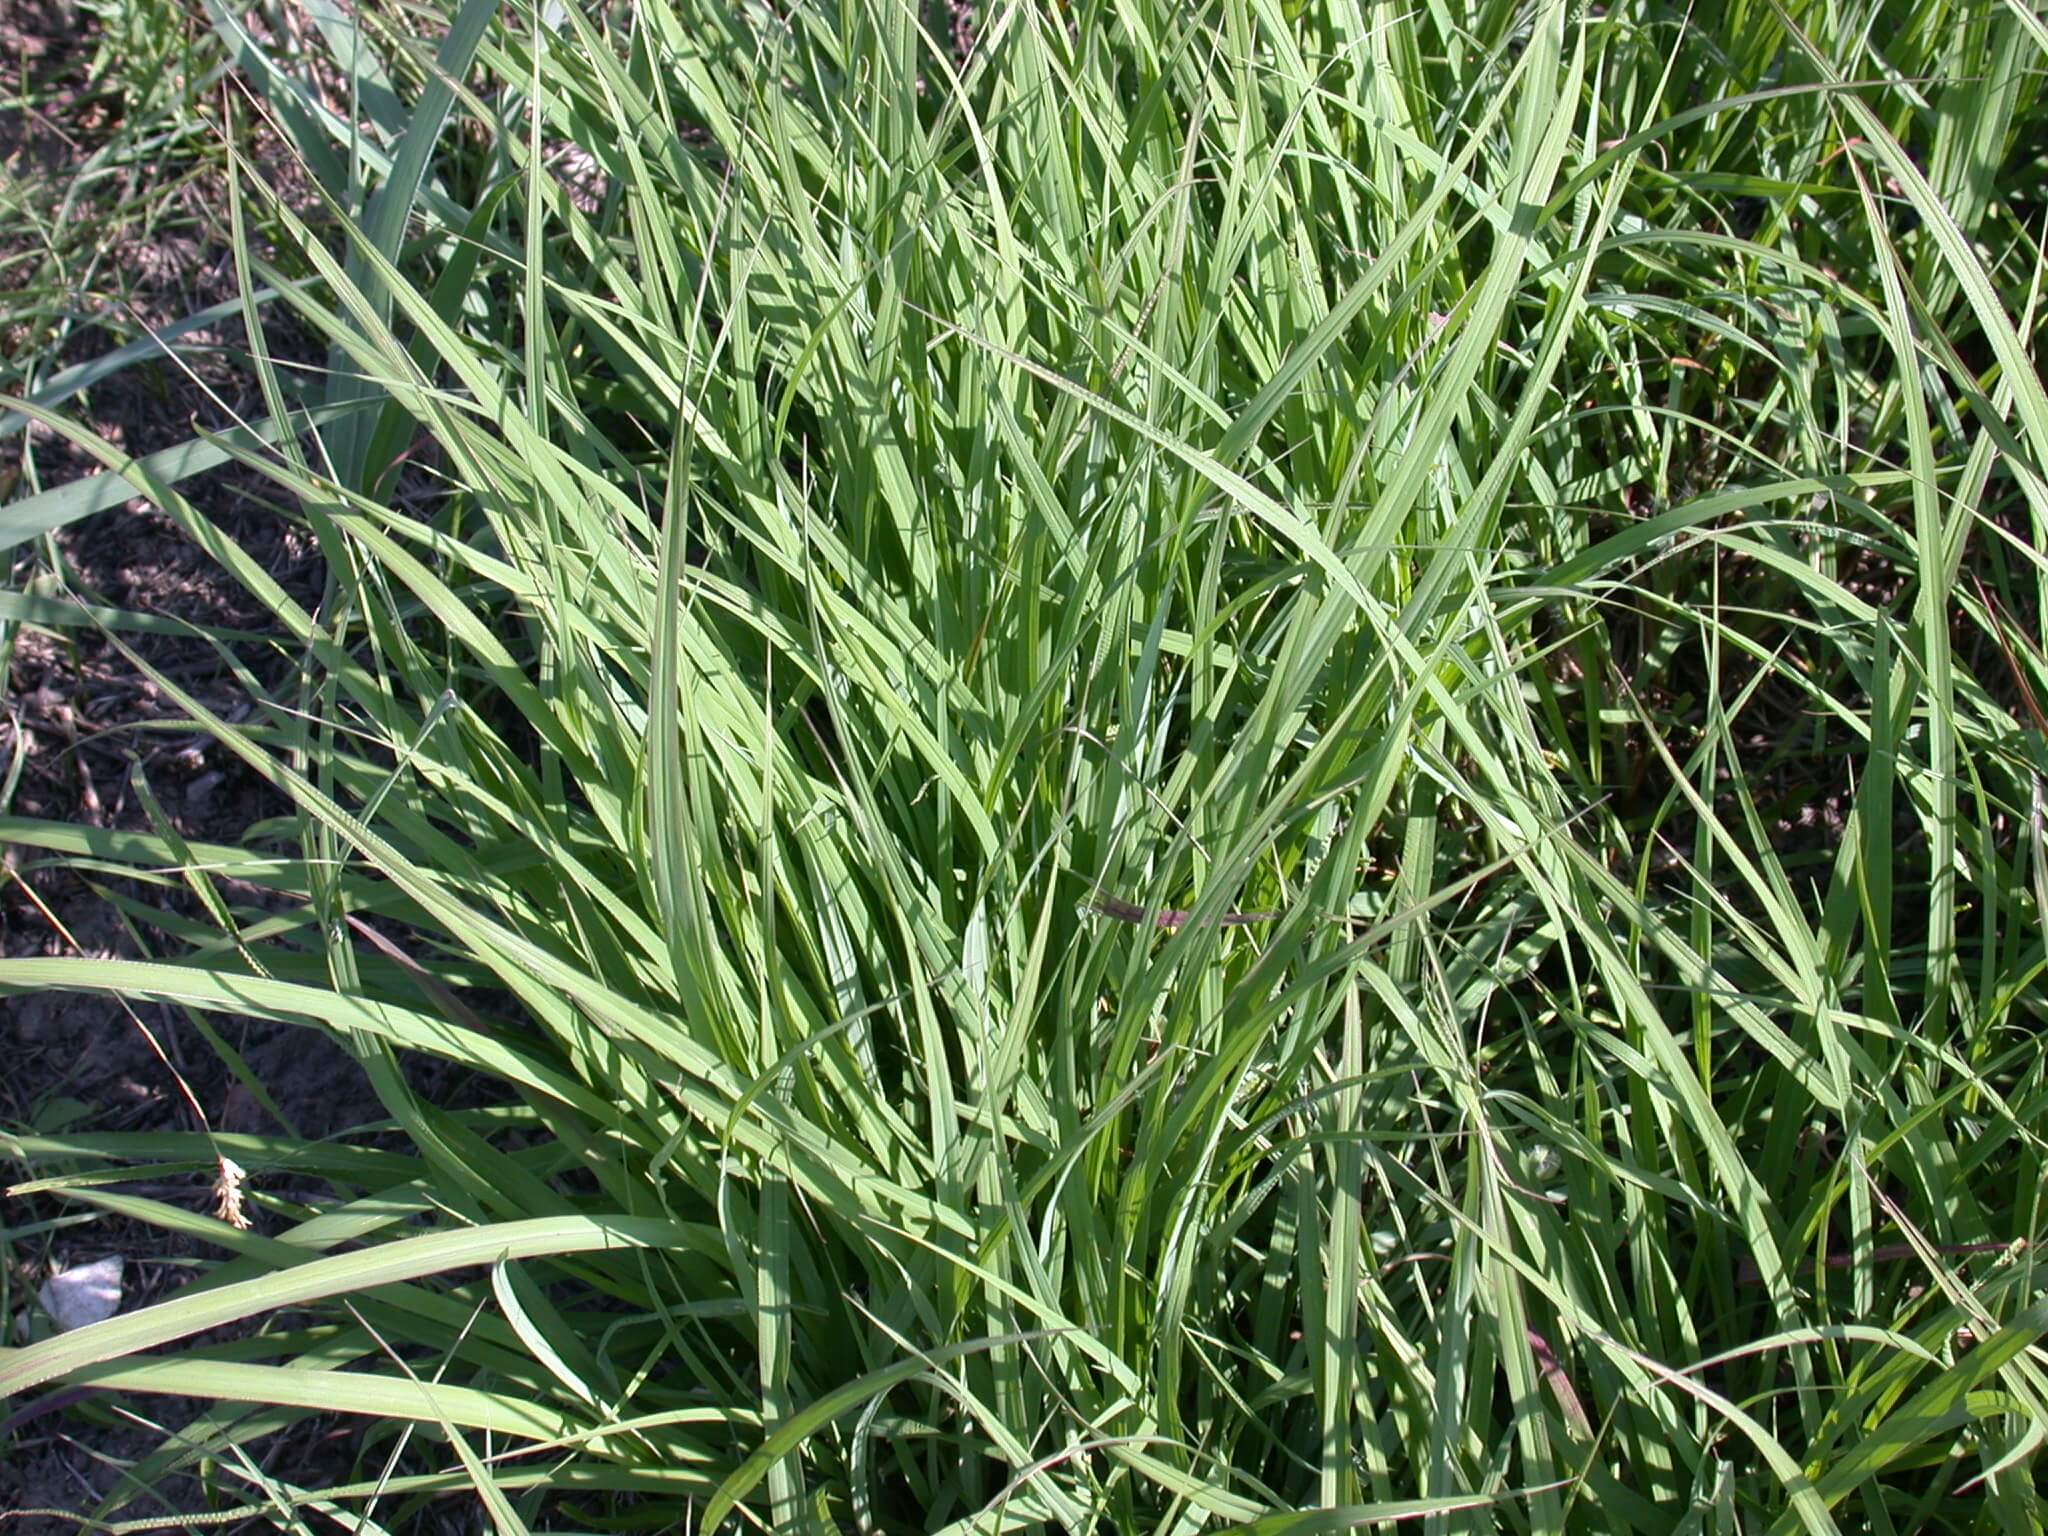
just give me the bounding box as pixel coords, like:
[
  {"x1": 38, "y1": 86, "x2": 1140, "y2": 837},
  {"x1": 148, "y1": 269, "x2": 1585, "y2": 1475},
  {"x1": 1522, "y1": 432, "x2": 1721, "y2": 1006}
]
[{"x1": 1, "y1": 6, "x2": 411, "y2": 1528}]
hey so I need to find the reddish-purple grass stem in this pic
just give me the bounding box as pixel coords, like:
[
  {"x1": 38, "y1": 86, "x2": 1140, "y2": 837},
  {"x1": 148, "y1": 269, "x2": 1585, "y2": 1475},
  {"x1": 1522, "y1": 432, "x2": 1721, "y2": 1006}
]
[{"x1": 1087, "y1": 892, "x2": 1280, "y2": 930}]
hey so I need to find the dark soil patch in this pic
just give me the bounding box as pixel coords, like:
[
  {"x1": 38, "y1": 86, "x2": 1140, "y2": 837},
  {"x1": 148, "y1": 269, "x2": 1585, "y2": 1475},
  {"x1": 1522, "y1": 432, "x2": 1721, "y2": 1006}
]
[
  {"x1": 0, "y1": 0, "x2": 100, "y2": 174},
  {"x1": 0, "y1": 6, "x2": 463, "y2": 1530}
]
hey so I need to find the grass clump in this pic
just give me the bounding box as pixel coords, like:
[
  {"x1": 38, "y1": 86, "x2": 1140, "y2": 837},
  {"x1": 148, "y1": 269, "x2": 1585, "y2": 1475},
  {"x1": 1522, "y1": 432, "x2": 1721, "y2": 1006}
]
[{"x1": 3, "y1": 0, "x2": 2048, "y2": 1530}]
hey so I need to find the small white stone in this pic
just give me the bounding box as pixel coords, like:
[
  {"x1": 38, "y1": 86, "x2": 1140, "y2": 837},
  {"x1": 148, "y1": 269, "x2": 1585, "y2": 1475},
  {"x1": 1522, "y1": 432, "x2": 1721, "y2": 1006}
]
[{"x1": 38, "y1": 1256, "x2": 124, "y2": 1332}]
